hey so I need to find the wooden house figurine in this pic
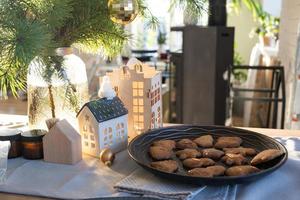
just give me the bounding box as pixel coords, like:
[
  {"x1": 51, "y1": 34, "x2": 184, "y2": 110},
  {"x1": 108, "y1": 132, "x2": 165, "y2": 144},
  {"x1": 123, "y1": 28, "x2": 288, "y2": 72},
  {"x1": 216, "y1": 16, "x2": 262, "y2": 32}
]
[
  {"x1": 77, "y1": 76, "x2": 128, "y2": 157},
  {"x1": 43, "y1": 119, "x2": 82, "y2": 165},
  {"x1": 106, "y1": 58, "x2": 162, "y2": 140}
]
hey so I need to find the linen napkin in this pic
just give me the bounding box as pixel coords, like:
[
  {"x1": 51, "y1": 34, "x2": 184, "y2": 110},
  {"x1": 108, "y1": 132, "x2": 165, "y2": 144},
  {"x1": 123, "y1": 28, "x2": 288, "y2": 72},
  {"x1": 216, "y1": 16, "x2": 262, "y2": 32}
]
[
  {"x1": 114, "y1": 168, "x2": 237, "y2": 200},
  {"x1": 0, "y1": 141, "x2": 10, "y2": 184}
]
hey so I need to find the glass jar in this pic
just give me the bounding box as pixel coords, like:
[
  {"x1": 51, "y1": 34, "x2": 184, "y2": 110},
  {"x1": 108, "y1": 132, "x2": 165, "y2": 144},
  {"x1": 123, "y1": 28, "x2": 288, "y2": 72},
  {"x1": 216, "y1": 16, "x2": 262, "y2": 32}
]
[
  {"x1": 0, "y1": 129, "x2": 22, "y2": 159},
  {"x1": 21, "y1": 130, "x2": 46, "y2": 160},
  {"x1": 27, "y1": 47, "x2": 89, "y2": 130}
]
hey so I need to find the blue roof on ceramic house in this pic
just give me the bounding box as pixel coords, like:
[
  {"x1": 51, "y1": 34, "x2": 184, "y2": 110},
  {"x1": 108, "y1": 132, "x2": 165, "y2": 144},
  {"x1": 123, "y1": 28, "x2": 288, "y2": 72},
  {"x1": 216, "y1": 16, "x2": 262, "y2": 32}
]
[{"x1": 77, "y1": 97, "x2": 128, "y2": 123}]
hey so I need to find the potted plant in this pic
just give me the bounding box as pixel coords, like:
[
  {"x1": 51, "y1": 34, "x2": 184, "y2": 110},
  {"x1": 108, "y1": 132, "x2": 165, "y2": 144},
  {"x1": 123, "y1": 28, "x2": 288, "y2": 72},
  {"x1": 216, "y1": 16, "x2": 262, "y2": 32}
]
[{"x1": 0, "y1": 0, "x2": 157, "y2": 129}]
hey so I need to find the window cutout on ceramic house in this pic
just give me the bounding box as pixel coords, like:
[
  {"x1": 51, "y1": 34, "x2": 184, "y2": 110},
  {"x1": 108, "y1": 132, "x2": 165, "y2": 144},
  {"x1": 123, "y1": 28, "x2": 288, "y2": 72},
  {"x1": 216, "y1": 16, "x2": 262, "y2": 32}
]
[
  {"x1": 138, "y1": 82, "x2": 144, "y2": 89},
  {"x1": 90, "y1": 135, "x2": 95, "y2": 141},
  {"x1": 104, "y1": 128, "x2": 107, "y2": 135},
  {"x1": 85, "y1": 115, "x2": 90, "y2": 121},
  {"x1": 133, "y1": 89, "x2": 138, "y2": 96},
  {"x1": 138, "y1": 89, "x2": 143, "y2": 96},
  {"x1": 83, "y1": 125, "x2": 87, "y2": 132},
  {"x1": 133, "y1": 106, "x2": 138, "y2": 113},
  {"x1": 132, "y1": 82, "x2": 138, "y2": 89},
  {"x1": 139, "y1": 99, "x2": 144, "y2": 106},
  {"x1": 85, "y1": 141, "x2": 89, "y2": 146},
  {"x1": 91, "y1": 143, "x2": 95, "y2": 148},
  {"x1": 89, "y1": 125, "x2": 94, "y2": 133},
  {"x1": 133, "y1": 99, "x2": 138, "y2": 105}
]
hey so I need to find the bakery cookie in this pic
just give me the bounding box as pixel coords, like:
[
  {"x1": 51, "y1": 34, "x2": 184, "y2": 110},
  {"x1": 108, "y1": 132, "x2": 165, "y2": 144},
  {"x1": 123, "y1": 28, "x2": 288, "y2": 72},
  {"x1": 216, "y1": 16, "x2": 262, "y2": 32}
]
[
  {"x1": 182, "y1": 158, "x2": 215, "y2": 169},
  {"x1": 250, "y1": 149, "x2": 284, "y2": 165},
  {"x1": 215, "y1": 136, "x2": 242, "y2": 149},
  {"x1": 221, "y1": 153, "x2": 247, "y2": 166},
  {"x1": 188, "y1": 165, "x2": 226, "y2": 177},
  {"x1": 202, "y1": 148, "x2": 224, "y2": 160},
  {"x1": 152, "y1": 139, "x2": 176, "y2": 150},
  {"x1": 223, "y1": 147, "x2": 257, "y2": 156},
  {"x1": 176, "y1": 139, "x2": 198, "y2": 150},
  {"x1": 225, "y1": 165, "x2": 260, "y2": 176},
  {"x1": 150, "y1": 160, "x2": 178, "y2": 173},
  {"x1": 149, "y1": 146, "x2": 172, "y2": 160},
  {"x1": 193, "y1": 135, "x2": 213, "y2": 148},
  {"x1": 176, "y1": 148, "x2": 201, "y2": 160}
]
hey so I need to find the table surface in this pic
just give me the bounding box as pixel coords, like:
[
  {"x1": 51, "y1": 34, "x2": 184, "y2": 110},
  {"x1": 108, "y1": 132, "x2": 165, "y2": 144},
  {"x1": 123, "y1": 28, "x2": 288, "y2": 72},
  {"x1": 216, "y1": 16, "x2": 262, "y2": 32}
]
[{"x1": 0, "y1": 124, "x2": 299, "y2": 200}]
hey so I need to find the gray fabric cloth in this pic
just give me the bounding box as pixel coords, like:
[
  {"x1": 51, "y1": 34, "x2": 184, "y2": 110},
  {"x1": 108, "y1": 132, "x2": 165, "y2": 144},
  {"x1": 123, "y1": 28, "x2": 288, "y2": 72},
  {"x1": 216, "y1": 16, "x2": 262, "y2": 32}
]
[{"x1": 114, "y1": 168, "x2": 238, "y2": 200}]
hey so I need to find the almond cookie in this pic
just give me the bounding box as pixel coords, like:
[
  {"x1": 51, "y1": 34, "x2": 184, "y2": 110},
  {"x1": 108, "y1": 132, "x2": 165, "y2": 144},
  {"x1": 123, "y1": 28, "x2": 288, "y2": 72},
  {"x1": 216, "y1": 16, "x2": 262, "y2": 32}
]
[
  {"x1": 193, "y1": 135, "x2": 213, "y2": 148},
  {"x1": 176, "y1": 139, "x2": 198, "y2": 149},
  {"x1": 223, "y1": 147, "x2": 257, "y2": 156},
  {"x1": 221, "y1": 153, "x2": 247, "y2": 166},
  {"x1": 202, "y1": 148, "x2": 224, "y2": 160},
  {"x1": 152, "y1": 140, "x2": 176, "y2": 150},
  {"x1": 176, "y1": 149, "x2": 201, "y2": 160},
  {"x1": 214, "y1": 136, "x2": 242, "y2": 149},
  {"x1": 149, "y1": 146, "x2": 172, "y2": 160},
  {"x1": 188, "y1": 165, "x2": 226, "y2": 177},
  {"x1": 225, "y1": 165, "x2": 260, "y2": 176},
  {"x1": 182, "y1": 158, "x2": 215, "y2": 169},
  {"x1": 250, "y1": 149, "x2": 284, "y2": 165},
  {"x1": 150, "y1": 160, "x2": 178, "y2": 173}
]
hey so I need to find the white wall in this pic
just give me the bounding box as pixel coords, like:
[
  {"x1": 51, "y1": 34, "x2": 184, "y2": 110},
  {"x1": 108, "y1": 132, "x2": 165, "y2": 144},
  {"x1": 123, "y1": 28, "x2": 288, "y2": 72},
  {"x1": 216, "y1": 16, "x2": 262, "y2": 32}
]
[
  {"x1": 228, "y1": 5, "x2": 259, "y2": 64},
  {"x1": 263, "y1": 0, "x2": 282, "y2": 17},
  {"x1": 278, "y1": 0, "x2": 300, "y2": 128}
]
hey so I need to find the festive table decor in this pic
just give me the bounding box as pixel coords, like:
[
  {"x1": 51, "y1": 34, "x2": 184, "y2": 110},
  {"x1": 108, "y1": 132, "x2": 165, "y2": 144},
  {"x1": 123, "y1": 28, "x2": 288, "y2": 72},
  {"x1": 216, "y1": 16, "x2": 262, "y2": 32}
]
[
  {"x1": 77, "y1": 76, "x2": 128, "y2": 157},
  {"x1": 27, "y1": 47, "x2": 89, "y2": 130},
  {"x1": 108, "y1": 0, "x2": 139, "y2": 25},
  {"x1": 43, "y1": 119, "x2": 82, "y2": 165},
  {"x1": 107, "y1": 58, "x2": 162, "y2": 139},
  {"x1": 0, "y1": 0, "x2": 158, "y2": 131}
]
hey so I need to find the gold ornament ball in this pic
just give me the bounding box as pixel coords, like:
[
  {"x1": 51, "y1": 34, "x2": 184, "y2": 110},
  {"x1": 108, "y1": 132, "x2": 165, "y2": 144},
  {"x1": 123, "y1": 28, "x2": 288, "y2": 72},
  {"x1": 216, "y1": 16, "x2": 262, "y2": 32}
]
[
  {"x1": 100, "y1": 148, "x2": 115, "y2": 166},
  {"x1": 108, "y1": 0, "x2": 138, "y2": 25}
]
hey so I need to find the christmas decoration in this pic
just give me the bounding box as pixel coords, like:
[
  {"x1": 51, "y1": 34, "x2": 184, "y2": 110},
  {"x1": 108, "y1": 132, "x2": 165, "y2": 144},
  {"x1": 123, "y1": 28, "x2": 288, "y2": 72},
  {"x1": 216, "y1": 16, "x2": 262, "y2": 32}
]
[
  {"x1": 100, "y1": 148, "x2": 115, "y2": 166},
  {"x1": 43, "y1": 119, "x2": 82, "y2": 165},
  {"x1": 27, "y1": 47, "x2": 89, "y2": 130},
  {"x1": 108, "y1": 0, "x2": 139, "y2": 25},
  {"x1": 0, "y1": 0, "x2": 159, "y2": 102},
  {"x1": 77, "y1": 76, "x2": 128, "y2": 157},
  {"x1": 0, "y1": 0, "x2": 204, "y2": 99},
  {"x1": 106, "y1": 58, "x2": 162, "y2": 140}
]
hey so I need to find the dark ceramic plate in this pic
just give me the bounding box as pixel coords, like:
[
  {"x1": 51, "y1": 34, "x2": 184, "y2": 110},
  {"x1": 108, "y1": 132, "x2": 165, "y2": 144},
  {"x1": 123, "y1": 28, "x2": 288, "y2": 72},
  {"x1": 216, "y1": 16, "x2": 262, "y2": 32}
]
[{"x1": 128, "y1": 125, "x2": 288, "y2": 185}]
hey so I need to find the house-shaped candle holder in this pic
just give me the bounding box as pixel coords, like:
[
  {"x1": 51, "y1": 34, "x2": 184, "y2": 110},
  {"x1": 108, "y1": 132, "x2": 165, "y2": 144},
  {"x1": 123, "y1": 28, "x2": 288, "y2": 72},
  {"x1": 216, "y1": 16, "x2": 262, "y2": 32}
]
[
  {"x1": 106, "y1": 58, "x2": 162, "y2": 140},
  {"x1": 77, "y1": 97, "x2": 128, "y2": 157}
]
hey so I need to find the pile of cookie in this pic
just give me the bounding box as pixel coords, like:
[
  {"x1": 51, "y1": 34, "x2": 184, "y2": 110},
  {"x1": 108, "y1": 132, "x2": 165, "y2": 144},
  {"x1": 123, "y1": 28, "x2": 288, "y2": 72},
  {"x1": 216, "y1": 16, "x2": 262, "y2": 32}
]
[{"x1": 149, "y1": 135, "x2": 284, "y2": 177}]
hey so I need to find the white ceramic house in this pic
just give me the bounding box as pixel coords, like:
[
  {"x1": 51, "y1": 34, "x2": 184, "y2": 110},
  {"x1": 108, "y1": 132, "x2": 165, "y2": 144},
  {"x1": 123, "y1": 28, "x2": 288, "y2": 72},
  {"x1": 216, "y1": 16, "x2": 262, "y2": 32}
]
[{"x1": 77, "y1": 77, "x2": 128, "y2": 157}]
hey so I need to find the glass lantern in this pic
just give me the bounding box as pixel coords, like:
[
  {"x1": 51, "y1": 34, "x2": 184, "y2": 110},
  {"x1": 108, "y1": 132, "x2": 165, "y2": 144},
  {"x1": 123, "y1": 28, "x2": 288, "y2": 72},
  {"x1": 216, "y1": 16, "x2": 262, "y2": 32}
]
[{"x1": 27, "y1": 47, "x2": 89, "y2": 130}]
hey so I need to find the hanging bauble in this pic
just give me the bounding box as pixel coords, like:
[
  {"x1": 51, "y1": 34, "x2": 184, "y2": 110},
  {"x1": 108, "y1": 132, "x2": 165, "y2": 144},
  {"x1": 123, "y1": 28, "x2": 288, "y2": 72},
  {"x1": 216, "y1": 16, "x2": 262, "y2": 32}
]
[{"x1": 108, "y1": 0, "x2": 138, "y2": 25}]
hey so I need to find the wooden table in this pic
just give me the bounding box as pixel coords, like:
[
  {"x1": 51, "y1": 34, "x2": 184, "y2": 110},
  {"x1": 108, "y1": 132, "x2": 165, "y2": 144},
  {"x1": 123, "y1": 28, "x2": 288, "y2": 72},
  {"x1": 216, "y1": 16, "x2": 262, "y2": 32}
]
[{"x1": 0, "y1": 126, "x2": 299, "y2": 200}]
